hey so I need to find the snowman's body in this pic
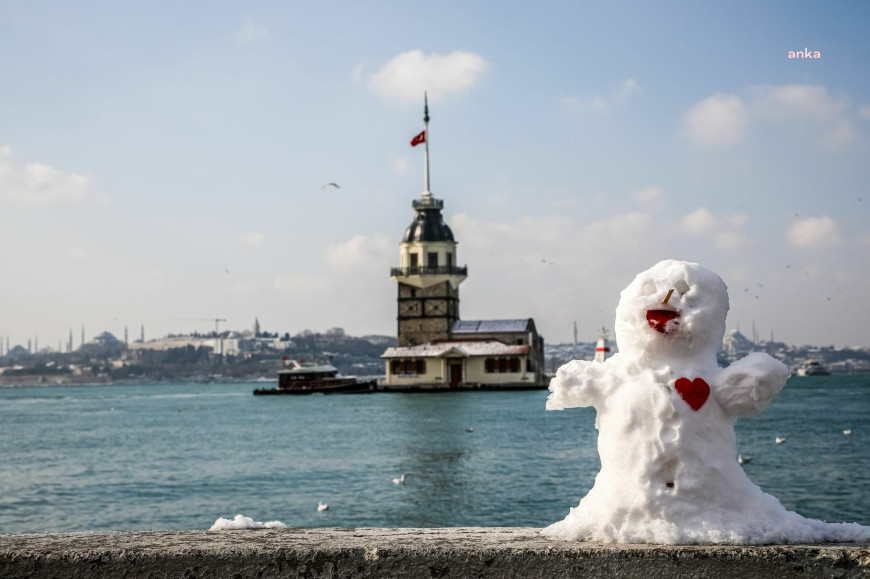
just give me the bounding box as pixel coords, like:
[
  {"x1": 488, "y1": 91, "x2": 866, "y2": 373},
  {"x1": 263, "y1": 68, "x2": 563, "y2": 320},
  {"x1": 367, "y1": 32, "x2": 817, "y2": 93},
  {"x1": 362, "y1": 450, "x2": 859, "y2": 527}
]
[{"x1": 545, "y1": 260, "x2": 870, "y2": 544}]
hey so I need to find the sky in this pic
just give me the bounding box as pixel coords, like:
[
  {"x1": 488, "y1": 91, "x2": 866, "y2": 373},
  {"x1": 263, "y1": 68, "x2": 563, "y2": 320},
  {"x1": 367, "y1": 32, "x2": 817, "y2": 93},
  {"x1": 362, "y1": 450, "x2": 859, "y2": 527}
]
[{"x1": 1, "y1": 1, "x2": 869, "y2": 351}]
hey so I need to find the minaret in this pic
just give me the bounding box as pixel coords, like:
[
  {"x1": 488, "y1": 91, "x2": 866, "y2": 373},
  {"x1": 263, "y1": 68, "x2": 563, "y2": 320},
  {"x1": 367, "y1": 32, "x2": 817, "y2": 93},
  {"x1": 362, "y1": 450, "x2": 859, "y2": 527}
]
[
  {"x1": 254, "y1": 317, "x2": 261, "y2": 338},
  {"x1": 572, "y1": 321, "x2": 578, "y2": 360},
  {"x1": 390, "y1": 94, "x2": 467, "y2": 347}
]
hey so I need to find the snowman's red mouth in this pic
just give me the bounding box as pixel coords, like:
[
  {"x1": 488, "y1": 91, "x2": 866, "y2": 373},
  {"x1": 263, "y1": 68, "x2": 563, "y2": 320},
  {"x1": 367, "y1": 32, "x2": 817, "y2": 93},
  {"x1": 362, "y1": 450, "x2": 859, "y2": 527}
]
[{"x1": 647, "y1": 310, "x2": 679, "y2": 333}]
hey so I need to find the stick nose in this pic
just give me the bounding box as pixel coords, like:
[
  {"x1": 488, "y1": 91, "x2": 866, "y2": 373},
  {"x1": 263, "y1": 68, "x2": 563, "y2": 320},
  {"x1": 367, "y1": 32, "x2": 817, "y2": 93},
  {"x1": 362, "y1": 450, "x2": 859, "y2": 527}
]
[{"x1": 662, "y1": 289, "x2": 675, "y2": 305}]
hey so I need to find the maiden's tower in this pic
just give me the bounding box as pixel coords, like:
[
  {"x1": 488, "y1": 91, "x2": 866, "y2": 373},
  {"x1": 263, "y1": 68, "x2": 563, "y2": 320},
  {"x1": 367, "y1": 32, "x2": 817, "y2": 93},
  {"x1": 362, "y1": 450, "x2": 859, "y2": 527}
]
[{"x1": 382, "y1": 96, "x2": 546, "y2": 389}]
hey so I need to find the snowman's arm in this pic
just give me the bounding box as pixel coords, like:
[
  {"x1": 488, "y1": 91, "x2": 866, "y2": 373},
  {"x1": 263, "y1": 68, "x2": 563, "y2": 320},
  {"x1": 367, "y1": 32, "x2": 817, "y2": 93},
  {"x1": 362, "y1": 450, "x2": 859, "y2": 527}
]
[
  {"x1": 714, "y1": 352, "x2": 789, "y2": 416},
  {"x1": 546, "y1": 359, "x2": 605, "y2": 410}
]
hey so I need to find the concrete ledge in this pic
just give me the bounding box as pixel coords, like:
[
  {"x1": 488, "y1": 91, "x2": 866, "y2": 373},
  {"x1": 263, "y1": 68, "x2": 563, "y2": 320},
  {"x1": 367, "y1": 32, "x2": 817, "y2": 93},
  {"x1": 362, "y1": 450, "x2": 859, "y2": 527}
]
[{"x1": 2, "y1": 527, "x2": 869, "y2": 578}]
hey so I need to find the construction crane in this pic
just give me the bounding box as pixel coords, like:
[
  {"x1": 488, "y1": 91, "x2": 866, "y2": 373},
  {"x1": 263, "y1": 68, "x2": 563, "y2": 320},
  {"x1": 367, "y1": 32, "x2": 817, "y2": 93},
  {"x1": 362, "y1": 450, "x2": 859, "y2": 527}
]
[{"x1": 172, "y1": 318, "x2": 228, "y2": 334}]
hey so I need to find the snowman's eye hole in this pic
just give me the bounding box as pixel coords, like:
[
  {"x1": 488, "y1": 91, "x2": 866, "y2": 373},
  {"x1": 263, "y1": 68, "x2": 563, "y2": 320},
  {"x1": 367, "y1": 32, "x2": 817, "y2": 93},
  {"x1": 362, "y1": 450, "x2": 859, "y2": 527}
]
[
  {"x1": 675, "y1": 280, "x2": 690, "y2": 295},
  {"x1": 641, "y1": 281, "x2": 657, "y2": 296}
]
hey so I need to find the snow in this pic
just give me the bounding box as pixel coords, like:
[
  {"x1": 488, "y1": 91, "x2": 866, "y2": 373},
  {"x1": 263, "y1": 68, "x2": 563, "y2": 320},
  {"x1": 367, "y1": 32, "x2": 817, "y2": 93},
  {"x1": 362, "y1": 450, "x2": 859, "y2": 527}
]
[
  {"x1": 544, "y1": 259, "x2": 870, "y2": 544},
  {"x1": 381, "y1": 340, "x2": 529, "y2": 358},
  {"x1": 208, "y1": 514, "x2": 287, "y2": 531},
  {"x1": 451, "y1": 319, "x2": 530, "y2": 333}
]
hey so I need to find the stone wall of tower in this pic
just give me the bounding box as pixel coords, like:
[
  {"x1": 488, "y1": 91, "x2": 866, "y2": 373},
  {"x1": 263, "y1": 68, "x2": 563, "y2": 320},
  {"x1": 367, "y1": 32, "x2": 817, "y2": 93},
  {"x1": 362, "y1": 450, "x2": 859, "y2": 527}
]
[{"x1": 397, "y1": 281, "x2": 460, "y2": 347}]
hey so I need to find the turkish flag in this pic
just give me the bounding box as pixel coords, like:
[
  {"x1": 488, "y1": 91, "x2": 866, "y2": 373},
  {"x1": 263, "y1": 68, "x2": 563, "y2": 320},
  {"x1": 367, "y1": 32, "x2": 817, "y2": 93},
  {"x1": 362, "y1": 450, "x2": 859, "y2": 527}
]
[{"x1": 410, "y1": 130, "x2": 426, "y2": 147}]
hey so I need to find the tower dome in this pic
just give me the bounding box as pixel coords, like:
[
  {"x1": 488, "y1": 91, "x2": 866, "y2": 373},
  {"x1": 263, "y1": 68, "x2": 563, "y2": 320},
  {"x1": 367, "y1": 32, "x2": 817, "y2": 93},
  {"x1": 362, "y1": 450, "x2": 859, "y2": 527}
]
[{"x1": 402, "y1": 197, "x2": 455, "y2": 242}]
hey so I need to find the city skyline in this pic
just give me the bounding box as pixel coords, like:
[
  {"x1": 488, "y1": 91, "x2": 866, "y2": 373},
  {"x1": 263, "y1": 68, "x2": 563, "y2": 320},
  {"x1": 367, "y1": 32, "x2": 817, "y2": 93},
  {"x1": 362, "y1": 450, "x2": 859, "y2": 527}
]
[{"x1": 1, "y1": 2, "x2": 869, "y2": 349}]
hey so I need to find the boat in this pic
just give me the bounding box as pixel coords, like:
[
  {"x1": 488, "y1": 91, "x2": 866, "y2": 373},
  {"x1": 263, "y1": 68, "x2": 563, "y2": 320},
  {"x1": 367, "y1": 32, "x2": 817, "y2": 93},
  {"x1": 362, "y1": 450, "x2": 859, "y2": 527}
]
[
  {"x1": 795, "y1": 360, "x2": 831, "y2": 377},
  {"x1": 253, "y1": 359, "x2": 378, "y2": 395}
]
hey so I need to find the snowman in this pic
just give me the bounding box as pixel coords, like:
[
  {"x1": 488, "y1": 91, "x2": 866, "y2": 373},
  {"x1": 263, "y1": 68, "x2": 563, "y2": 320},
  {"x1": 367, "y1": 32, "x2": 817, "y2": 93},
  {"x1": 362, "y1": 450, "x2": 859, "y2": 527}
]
[{"x1": 544, "y1": 259, "x2": 870, "y2": 544}]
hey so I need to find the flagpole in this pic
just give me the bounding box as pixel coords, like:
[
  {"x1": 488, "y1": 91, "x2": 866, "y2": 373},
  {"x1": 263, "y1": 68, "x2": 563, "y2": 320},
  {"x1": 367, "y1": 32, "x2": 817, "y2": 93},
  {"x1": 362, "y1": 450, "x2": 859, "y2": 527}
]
[{"x1": 423, "y1": 91, "x2": 430, "y2": 198}]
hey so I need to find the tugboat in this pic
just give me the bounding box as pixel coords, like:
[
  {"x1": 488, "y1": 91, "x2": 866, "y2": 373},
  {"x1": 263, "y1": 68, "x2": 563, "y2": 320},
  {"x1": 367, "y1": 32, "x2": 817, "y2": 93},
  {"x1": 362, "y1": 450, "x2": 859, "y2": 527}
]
[{"x1": 253, "y1": 359, "x2": 378, "y2": 395}]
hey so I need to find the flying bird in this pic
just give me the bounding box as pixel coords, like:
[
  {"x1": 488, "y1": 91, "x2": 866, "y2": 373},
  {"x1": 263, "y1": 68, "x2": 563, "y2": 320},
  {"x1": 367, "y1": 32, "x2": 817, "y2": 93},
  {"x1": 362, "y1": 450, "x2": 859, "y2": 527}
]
[
  {"x1": 392, "y1": 474, "x2": 406, "y2": 485},
  {"x1": 775, "y1": 437, "x2": 787, "y2": 444},
  {"x1": 541, "y1": 258, "x2": 555, "y2": 266},
  {"x1": 317, "y1": 501, "x2": 329, "y2": 511},
  {"x1": 843, "y1": 429, "x2": 853, "y2": 436},
  {"x1": 322, "y1": 182, "x2": 340, "y2": 189},
  {"x1": 737, "y1": 454, "x2": 752, "y2": 465}
]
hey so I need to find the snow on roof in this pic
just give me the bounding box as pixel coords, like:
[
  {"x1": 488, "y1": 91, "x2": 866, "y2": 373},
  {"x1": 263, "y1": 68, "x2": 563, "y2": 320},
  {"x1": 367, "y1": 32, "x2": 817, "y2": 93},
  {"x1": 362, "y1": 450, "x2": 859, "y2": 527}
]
[
  {"x1": 382, "y1": 340, "x2": 530, "y2": 359},
  {"x1": 451, "y1": 319, "x2": 531, "y2": 334}
]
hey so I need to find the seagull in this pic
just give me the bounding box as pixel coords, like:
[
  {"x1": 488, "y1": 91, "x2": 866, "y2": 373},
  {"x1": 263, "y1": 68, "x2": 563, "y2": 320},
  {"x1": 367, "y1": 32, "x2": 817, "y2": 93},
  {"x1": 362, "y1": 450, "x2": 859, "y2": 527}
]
[
  {"x1": 737, "y1": 454, "x2": 752, "y2": 465},
  {"x1": 466, "y1": 427, "x2": 474, "y2": 433},
  {"x1": 322, "y1": 182, "x2": 340, "y2": 189},
  {"x1": 392, "y1": 474, "x2": 406, "y2": 485},
  {"x1": 317, "y1": 501, "x2": 329, "y2": 511},
  {"x1": 843, "y1": 429, "x2": 853, "y2": 436},
  {"x1": 541, "y1": 258, "x2": 555, "y2": 266},
  {"x1": 775, "y1": 437, "x2": 787, "y2": 444}
]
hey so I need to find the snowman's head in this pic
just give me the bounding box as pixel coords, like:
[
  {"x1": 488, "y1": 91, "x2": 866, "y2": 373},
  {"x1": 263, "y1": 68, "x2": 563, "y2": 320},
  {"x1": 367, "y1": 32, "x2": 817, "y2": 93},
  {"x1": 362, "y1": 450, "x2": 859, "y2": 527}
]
[{"x1": 614, "y1": 260, "x2": 729, "y2": 360}]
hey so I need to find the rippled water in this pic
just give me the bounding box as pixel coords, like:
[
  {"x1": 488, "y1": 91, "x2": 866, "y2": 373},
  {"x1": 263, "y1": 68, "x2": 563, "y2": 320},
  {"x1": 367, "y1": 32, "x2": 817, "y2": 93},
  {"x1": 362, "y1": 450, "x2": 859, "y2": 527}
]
[{"x1": 0, "y1": 375, "x2": 868, "y2": 532}]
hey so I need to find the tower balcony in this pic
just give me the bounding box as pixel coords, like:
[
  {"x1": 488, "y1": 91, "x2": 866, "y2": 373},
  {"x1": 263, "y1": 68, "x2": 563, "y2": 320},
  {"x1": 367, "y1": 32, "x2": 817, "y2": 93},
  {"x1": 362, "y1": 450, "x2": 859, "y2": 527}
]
[
  {"x1": 412, "y1": 198, "x2": 443, "y2": 210},
  {"x1": 390, "y1": 265, "x2": 468, "y2": 289},
  {"x1": 391, "y1": 266, "x2": 467, "y2": 277}
]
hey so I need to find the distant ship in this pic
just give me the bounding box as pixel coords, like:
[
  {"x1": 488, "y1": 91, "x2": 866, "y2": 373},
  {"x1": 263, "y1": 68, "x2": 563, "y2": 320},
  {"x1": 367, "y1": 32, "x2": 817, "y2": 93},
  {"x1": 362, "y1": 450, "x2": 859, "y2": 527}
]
[
  {"x1": 253, "y1": 359, "x2": 377, "y2": 395},
  {"x1": 795, "y1": 360, "x2": 831, "y2": 377}
]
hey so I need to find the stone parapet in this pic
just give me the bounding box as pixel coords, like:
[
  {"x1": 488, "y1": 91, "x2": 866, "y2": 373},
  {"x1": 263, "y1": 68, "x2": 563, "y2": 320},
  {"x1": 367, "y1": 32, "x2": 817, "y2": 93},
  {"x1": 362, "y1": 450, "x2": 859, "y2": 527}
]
[{"x1": 2, "y1": 527, "x2": 869, "y2": 578}]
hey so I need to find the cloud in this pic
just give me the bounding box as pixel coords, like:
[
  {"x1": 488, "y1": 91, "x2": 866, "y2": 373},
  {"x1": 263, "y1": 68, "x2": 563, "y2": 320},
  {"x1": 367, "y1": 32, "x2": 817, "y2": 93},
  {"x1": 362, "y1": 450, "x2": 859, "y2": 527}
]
[
  {"x1": 325, "y1": 233, "x2": 392, "y2": 269},
  {"x1": 236, "y1": 17, "x2": 268, "y2": 44},
  {"x1": 367, "y1": 50, "x2": 487, "y2": 103},
  {"x1": 682, "y1": 94, "x2": 748, "y2": 146},
  {"x1": 860, "y1": 105, "x2": 870, "y2": 121},
  {"x1": 0, "y1": 146, "x2": 108, "y2": 206},
  {"x1": 562, "y1": 78, "x2": 641, "y2": 116},
  {"x1": 351, "y1": 62, "x2": 364, "y2": 82},
  {"x1": 754, "y1": 84, "x2": 846, "y2": 118},
  {"x1": 683, "y1": 84, "x2": 857, "y2": 147},
  {"x1": 714, "y1": 229, "x2": 752, "y2": 251},
  {"x1": 679, "y1": 207, "x2": 753, "y2": 250},
  {"x1": 274, "y1": 274, "x2": 331, "y2": 295},
  {"x1": 614, "y1": 78, "x2": 642, "y2": 101},
  {"x1": 451, "y1": 211, "x2": 658, "y2": 275},
  {"x1": 787, "y1": 216, "x2": 842, "y2": 248},
  {"x1": 633, "y1": 186, "x2": 664, "y2": 205},
  {"x1": 680, "y1": 207, "x2": 716, "y2": 235},
  {"x1": 239, "y1": 232, "x2": 266, "y2": 246}
]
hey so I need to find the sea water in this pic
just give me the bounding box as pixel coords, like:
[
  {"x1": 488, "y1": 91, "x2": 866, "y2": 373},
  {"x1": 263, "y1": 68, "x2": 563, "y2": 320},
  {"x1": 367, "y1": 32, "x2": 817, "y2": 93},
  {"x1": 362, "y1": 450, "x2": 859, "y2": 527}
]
[{"x1": 0, "y1": 375, "x2": 868, "y2": 532}]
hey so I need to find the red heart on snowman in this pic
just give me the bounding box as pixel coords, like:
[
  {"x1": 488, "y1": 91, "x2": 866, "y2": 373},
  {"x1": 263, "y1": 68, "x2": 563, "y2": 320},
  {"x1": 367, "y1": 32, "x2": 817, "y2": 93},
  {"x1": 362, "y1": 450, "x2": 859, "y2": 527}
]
[{"x1": 675, "y1": 377, "x2": 709, "y2": 411}]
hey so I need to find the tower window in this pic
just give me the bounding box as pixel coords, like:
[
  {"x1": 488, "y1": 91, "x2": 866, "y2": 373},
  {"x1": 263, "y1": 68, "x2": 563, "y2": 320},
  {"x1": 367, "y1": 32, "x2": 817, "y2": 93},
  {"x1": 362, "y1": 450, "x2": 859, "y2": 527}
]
[
  {"x1": 446, "y1": 253, "x2": 453, "y2": 267},
  {"x1": 410, "y1": 253, "x2": 418, "y2": 268},
  {"x1": 485, "y1": 357, "x2": 521, "y2": 373},
  {"x1": 391, "y1": 359, "x2": 426, "y2": 375},
  {"x1": 428, "y1": 253, "x2": 438, "y2": 268}
]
